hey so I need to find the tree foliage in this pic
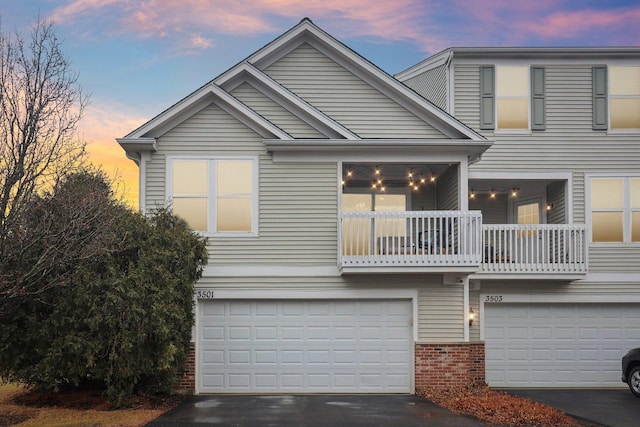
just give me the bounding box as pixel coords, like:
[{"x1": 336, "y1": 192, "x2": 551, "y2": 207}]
[
  {"x1": 0, "y1": 170, "x2": 208, "y2": 406},
  {"x1": 0, "y1": 17, "x2": 87, "y2": 263}
]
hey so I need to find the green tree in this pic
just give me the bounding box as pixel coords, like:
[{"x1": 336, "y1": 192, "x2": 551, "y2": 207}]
[
  {"x1": 0, "y1": 17, "x2": 88, "y2": 300},
  {"x1": 0, "y1": 169, "x2": 207, "y2": 406}
]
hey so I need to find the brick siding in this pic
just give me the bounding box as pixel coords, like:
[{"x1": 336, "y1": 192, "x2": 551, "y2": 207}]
[
  {"x1": 415, "y1": 342, "x2": 485, "y2": 390},
  {"x1": 177, "y1": 342, "x2": 196, "y2": 391}
]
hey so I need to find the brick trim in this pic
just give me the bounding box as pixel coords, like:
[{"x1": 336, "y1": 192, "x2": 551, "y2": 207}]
[
  {"x1": 415, "y1": 342, "x2": 485, "y2": 390},
  {"x1": 177, "y1": 342, "x2": 196, "y2": 391}
]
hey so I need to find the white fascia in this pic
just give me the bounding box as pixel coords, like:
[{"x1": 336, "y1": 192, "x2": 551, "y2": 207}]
[
  {"x1": 245, "y1": 20, "x2": 485, "y2": 142},
  {"x1": 218, "y1": 63, "x2": 358, "y2": 140}
]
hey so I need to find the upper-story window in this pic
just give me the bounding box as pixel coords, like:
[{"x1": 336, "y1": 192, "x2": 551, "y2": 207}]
[
  {"x1": 480, "y1": 65, "x2": 544, "y2": 132},
  {"x1": 589, "y1": 176, "x2": 640, "y2": 243},
  {"x1": 169, "y1": 157, "x2": 257, "y2": 235},
  {"x1": 609, "y1": 66, "x2": 640, "y2": 130},
  {"x1": 496, "y1": 66, "x2": 529, "y2": 130}
]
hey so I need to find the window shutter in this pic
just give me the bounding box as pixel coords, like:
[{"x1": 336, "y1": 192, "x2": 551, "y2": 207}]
[
  {"x1": 531, "y1": 67, "x2": 545, "y2": 130},
  {"x1": 480, "y1": 66, "x2": 495, "y2": 130},
  {"x1": 592, "y1": 66, "x2": 608, "y2": 130}
]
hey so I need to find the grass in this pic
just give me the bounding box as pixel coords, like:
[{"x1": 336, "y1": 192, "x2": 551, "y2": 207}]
[{"x1": 0, "y1": 383, "x2": 178, "y2": 427}]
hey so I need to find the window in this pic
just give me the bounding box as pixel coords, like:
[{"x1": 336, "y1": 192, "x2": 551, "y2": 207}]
[
  {"x1": 609, "y1": 66, "x2": 640, "y2": 130},
  {"x1": 589, "y1": 177, "x2": 640, "y2": 243},
  {"x1": 496, "y1": 66, "x2": 529, "y2": 130},
  {"x1": 169, "y1": 158, "x2": 257, "y2": 234},
  {"x1": 480, "y1": 66, "x2": 544, "y2": 131}
]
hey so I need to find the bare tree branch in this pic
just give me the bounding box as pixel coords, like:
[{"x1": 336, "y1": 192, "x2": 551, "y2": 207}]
[{"x1": 0, "y1": 17, "x2": 88, "y2": 248}]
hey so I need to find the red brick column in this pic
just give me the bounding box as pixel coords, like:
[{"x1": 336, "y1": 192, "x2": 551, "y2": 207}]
[
  {"x1": 177, "y1": 342, "x2": 196, "y2": 391},
  {"x1": 415, "y1": 342, "x2": 485, "y2": 390}
]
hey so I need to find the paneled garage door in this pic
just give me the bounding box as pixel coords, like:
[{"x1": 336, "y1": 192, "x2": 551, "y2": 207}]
[
  {"x1": 198, "y1": 299, "x2": 412, "y2": 393},
  {"x1": 485, "y1": 303, "x2": 640, "y2": 387}
]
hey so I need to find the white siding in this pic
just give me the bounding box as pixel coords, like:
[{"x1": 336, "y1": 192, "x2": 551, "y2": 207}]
[
  {"x1": 264, "y1": 43, "x2": 446, "y2": 139},
  {"x1": 230, "y1": 82, "x2": 326, "y2": 139}
]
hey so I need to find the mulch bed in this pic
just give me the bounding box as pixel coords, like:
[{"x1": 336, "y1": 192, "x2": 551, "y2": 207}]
[
  {"x1": 418, "y1": 384, "x2": 588, "y2": 427},
  {"x1": 13, "y1": 386, "x2": 186, "y2": 411}
]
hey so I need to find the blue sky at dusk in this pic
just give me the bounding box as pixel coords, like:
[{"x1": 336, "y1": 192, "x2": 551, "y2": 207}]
[{"x1": 3, "y1": 1, "x2": 640, "y2": 207}]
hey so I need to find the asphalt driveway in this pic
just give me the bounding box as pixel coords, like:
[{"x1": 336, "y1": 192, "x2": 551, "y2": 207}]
[
  {"x1": 508, "y1": 389, "x2": 640, "y2": 427},
  {"x1": 147, "y1": 394, "x2": 487, "y2": 426}
]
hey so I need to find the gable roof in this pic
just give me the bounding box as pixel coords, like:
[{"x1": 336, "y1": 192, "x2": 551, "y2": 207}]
[{"x1": 119, "y1": 18, "x2": 490, "y2": 161}]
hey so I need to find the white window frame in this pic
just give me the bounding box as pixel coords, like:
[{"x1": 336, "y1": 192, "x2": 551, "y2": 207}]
[
  {"x1": 167, "y1": 156, "x2": 259, "y2": 237},
  {"x1": 608, "y1": 65, "x2": 640, "y2": 133},
  {"x1": 586, "y1": 174, "x2": 640, "y2": 245},
  {"x1": 495, "y1": 65, "x2": 531, "y2": 134}
]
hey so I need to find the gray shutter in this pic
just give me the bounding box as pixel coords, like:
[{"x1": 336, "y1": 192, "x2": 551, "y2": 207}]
[
  {"x1": 480, "y1": 66, "x2": 495, "y2": 130},
  {"x1": 592, "y1": 66, "x2": 608, "y2": 130},
  {"x1": 531, "y1": 67, "x2": 545, "y2": 131}
]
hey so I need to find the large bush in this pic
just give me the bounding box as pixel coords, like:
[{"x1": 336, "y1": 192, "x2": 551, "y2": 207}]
[{"x1": 0, "y1": 170, "x2": 207, "y2": 406}]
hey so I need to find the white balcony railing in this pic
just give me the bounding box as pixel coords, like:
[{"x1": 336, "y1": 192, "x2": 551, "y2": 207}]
[
  {"x1": 340, "y1": 211, "x2": 483, "y2": 268},
  {"x1": 480, "y1": 224, "x2": 587, "y2": 274},
  {"x1": 339, "y1": 211, "x2": 587, "y2": 275}
]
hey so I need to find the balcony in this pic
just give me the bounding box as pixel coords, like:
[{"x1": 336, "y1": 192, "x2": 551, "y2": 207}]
[
  {"x1": 340, "y1": 211, "x2": 483, "y2": 273},
  {"x1": 339, "y1": 211, "x2": 587, "y2": 277},
  {"x1": 480, "y1": 224, "x2": 588, "y2": 276}
]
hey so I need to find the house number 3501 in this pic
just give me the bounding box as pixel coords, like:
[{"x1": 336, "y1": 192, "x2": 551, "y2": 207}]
[
  {"x1": 485, "y1": 295, "x2": 503, "y2": 302},
  {"x1": 196, "y1": 290, "x2": 215, "y2": 299}
]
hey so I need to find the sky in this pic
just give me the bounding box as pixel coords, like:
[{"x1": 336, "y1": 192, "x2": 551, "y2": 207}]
[{"x1": 3, "y1": 1, "x2": 640, "y2": 208}]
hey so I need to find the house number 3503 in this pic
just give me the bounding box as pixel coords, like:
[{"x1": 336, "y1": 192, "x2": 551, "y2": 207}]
[{"x1": 485, "y1": 295, "x2": 503, "y2": 302}]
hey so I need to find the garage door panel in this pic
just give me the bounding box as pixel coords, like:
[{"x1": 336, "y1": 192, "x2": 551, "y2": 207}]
[
  {"x1": 485, "y1": 303, "x2": 639, "y2": 388},
  {"x1": 198, "y1": 299, "x2": 412, "y2": 393}
]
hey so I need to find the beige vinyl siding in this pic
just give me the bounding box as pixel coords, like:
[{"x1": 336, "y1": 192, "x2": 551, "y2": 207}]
[
  {"x1": 546, "y1": 181, "x2": 566, "y2": 224},
  {"x1": 469, "y1": 194, "x2": 508, "y2": 224},
  {"x1": 144, "y1": 103, "x2": 266, "y2": 209},
  {"x1": 230, "y1": 82, "x2": 326, "y2": 138},
  {"x1": 418, "y1": 283, "x2": 464, "y2": 341},
  {"x1": 480, "y1": 279, "x2": 640, "y2": 296},
  {"x1": 402, "y1": 64, "x2": 448, "y2": 110},
  {"x1": 196, "y1": 274, "x2": 464, "y2": 342},
  {"x1": 436, "y1": 165, "x2": 459, "y2": 210},
  {"x1": 455, "y1": 63, "x2": 640, "y2": 272},
  {"x1": 264, "y1": 43, "x2": 446, "y2": 139},
  {"x1": 209, "y1": 161, "x2": 338, "y2": 264},
  {"x1": 145, "y1": 102, "x2": 338, "y2": 265},
  {"x1": 469, "y1": 288, "x2": 481, "y2": 341}
]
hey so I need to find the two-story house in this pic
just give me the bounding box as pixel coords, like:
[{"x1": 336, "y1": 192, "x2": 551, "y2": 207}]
[
  {"x1": 118, "y1": 18, "x2": 640, "y2": 394},
  {"x1": 397, "y1": 45, "x2": 640, "y2": 388}
]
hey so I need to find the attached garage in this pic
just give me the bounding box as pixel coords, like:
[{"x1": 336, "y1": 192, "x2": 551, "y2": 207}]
[
  {"x1": 485, "y1": 303, "x2": 640, "y2": 387},
  {"x1": 197, "y1": 299, "x2": 413, "y2": 393}
]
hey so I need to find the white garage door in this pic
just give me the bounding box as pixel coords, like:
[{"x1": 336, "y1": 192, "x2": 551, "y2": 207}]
[
  {"x1": 198, "y1": 299, "x2": 412, "y2": 393},
  {"x1": 485, "y1": 303, "x2": 640, "y2": 387}
]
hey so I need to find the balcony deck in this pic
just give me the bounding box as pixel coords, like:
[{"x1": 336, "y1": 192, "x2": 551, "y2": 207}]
[{"x1": 339, "y1": 211, "x2": 587, "y2": 276}]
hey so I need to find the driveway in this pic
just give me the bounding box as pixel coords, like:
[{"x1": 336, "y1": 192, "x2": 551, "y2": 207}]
[
  {"x1": 508, "y1": 389, "x2": 640, "y2": 427},
  {"x1": 147, "y1": 394, "x2": 487, "y2": 426}
]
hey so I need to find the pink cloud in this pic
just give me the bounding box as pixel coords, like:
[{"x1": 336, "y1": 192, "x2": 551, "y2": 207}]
[
  {"x1": 521, "y1": 7, "x2": 640, "y2": 40},
  {"x1": 50, "y1": 0, "x2": 447, "y2": 53}
]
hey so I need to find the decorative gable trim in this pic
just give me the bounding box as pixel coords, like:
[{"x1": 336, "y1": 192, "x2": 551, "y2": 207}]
[
  {"x1": 244, "y1": 18, "x2": 486, "y2": 141},
  {"x1": 124, "y1": 84, "x2": 291, "y2": 140},
  {"x1": 218, "y1": 63, "x2": 359, "y2": 140}
]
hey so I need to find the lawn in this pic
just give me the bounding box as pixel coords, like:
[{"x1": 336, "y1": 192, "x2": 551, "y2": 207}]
[{"x1": 0, "y1": 383, "x2": 180, "y2": 427}]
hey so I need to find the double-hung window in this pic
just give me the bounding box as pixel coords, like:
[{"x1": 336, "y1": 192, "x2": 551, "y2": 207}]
[
  {"x1": 589, "y1": 176, "x2": 640, "y2": 243},
  {"x1": 496, "y1": 66, "x2": 530, "y2": 130},
  {"x1": 480, "y1": 65, "x2": 545, "y2": 131},
  {"x1": 169, "y1": 157, "x2": 257, "y2": 234},
  {"x1": 609, "y1": 66, "x2": 640, "y2": 130}
]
